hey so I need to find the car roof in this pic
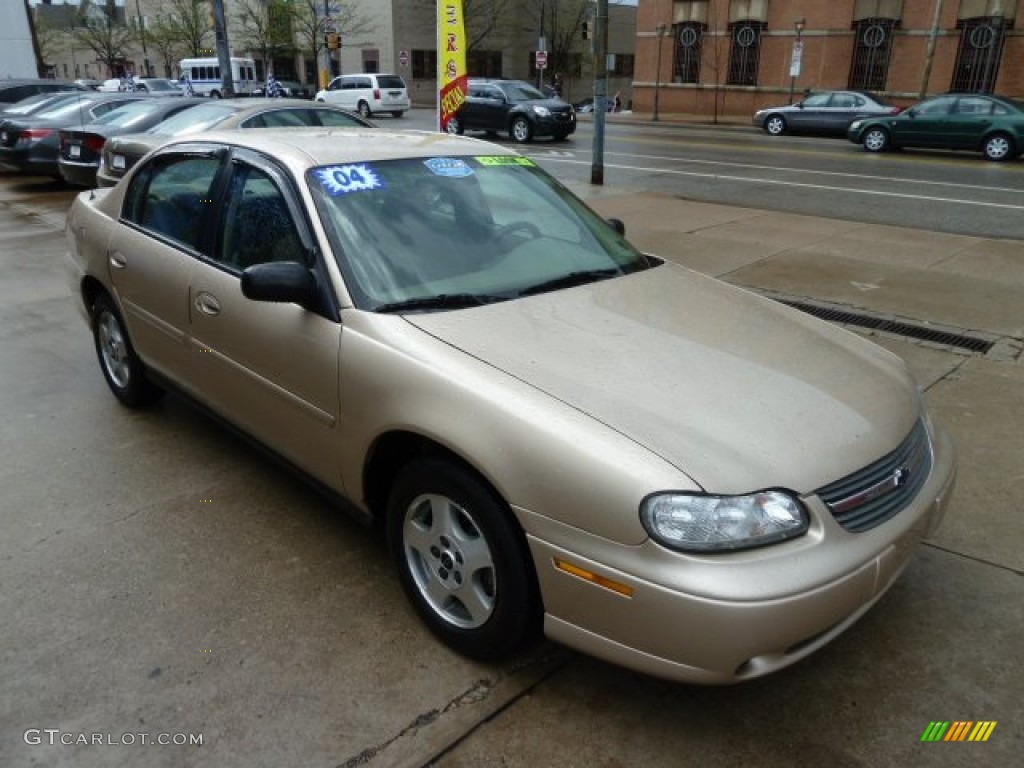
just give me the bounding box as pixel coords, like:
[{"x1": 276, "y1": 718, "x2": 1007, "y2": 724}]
[{"x1": 155, "y1": 128, "x2": 516, "y2": 171}]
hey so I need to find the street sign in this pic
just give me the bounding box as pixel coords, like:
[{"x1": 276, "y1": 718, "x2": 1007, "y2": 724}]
[
  {"x1": 789, "y1": 40, "x2": 804, "y2": 77},
  {"x1": 399, "y1": 50, "x2": 409, "y2": 68},
  {"x1": 535, "y1": 50, "x2": 548, "y2": 70}
]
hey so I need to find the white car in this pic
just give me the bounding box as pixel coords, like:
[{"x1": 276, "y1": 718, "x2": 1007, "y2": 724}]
[{"x1": 314, "y1": 73, "x2": 410, "y2": 118}]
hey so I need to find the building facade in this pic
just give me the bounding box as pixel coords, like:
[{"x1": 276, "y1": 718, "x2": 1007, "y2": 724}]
[
  {"x1": 635, "y1": 0, "x2": 1022, "y2": 119},
  {"x1": 34, "y1": 1, "x2": 636, "y2": 107}
]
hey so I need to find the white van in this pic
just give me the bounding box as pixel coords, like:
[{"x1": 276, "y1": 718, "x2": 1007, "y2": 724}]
[
  {"x1": 178, "y1": 57, "x2": 257, "y2": 98},
  {"x1": 314, "y1": 73, "x2": 409, "y2": 118}
]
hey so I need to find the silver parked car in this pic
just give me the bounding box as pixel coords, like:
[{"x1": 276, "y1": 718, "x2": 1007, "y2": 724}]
[
  {"x1": 66, "y1": 128, "x2": 956, "y2": 684},
  {"x1": 754, "y1": 90, "x2": 901, "y2": 136}
]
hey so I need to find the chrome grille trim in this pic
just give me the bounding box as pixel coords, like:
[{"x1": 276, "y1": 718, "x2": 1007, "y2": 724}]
[{"x1": 816, "y1": 419, "x2": 932, "y2": 533}]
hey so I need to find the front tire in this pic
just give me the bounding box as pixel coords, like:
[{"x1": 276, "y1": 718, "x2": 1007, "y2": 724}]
[
  {"x1": 209, "y1": 90, "x2": 222, "y2": 99},
  {"x1": 510, "y1": 116, "x2": 533, "y2": 144},
  {"x1": 445, "y1": 116, "x2": 463, "y2": 135},
  {"x1": 862, "y1": 126, "x2": 890, "y2": 153},
  {"x1": 764, "y1": 114, "x2": 787, "y2": 136},
  {"x1": 387, "y1": 458, "x2": 540, "y2": 661},
  {"x1": 357, "y1": 100, "x2": 371, "y2": 118},
  {"x1": 92, "y1": 294, "x2": 164, "y2": 407},
  {"x1": 983, "y1": 132, "x2": 1015, "y2": 162}
]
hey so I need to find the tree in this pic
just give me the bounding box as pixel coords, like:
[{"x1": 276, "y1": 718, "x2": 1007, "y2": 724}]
[
  {"x1": 290, "y1": 0, "x2": 374, "y2": 78},
  {"x1": 147, "y1": 17, "x2": 188, "y2": 78},
  {"x1": 235, "y1": 0, "x2": 295, "y2": 75},
  {"x1": 72, "y1": 1, "x2": 135, "y2": 77},
  {"x1": 165, "y1": 0, "x2": 212, "y2": 58},
  {"x1": 521, "y1": 0, "x2": 588, "y2": 77}
]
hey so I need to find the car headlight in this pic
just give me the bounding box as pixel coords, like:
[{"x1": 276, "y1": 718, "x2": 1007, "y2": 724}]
[
  {"x1": 850, "y1": 119, "x2": 863, "y2": 131},
  {"x1": 532, "y1": 105, "x2": 551, "y2": 117},
  {"x1": 640, "y1": 490, "x2": 808, "y2": 552}
]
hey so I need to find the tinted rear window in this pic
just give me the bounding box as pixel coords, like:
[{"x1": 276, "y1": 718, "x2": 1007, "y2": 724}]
[{"x1": 376, "y1": 76, "x2": 406, "y2": 90}]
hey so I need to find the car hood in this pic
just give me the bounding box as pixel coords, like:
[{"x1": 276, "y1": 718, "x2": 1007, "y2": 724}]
[
  {"x1": 405, "y1": 263, "x2": 918, "y2": 495},
  {"x1": 514, "y1": 97, "x2": 574, "y2": 112}
]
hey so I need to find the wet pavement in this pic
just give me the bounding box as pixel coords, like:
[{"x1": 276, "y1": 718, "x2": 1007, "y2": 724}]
[{"x1": 0, "y1": 168, "x2": 1020, "y2": 768}]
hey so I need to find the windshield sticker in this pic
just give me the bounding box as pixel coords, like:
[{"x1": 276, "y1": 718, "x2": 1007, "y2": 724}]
[
  {"x1": 423, "y1": 157, "x2": 474, "y2": 177},
  {"x1": 313, "y1": 164, "x2": 383, "y2": 196},
  {"x1": 475, "y1": 156, "x2": 535, "y2": 167}
]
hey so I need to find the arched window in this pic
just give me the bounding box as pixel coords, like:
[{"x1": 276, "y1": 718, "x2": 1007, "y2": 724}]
[
  {"x1": 727, "y1": 21, "x2": 765, "y2": 85},
  {"x1": 674, "y1": 23, "x2": 705, "y2": 83}
]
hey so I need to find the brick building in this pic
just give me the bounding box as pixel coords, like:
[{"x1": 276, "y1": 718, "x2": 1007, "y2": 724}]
[{"x1": 634, "y1": 0, "x2": 1022, "y2": 119}]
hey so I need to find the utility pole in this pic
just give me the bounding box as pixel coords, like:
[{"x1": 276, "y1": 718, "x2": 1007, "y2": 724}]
[
  {"x1": 212, "y1": 0, "x2": 234, "y2": 97},
  {"x1": 590, "y1": 0, "x2": 608, "y2": 186},
  {"x1": 920, "y1": 0, "x2": 944, "y2": 99}
]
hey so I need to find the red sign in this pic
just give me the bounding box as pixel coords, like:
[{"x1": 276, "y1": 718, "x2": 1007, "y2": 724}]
[
  {"x1": 535, "y1": 50, "x2": 548, "y2": 70},
  {"x1": 399, "y1": 50, "x2": 409, "y2": 67}
]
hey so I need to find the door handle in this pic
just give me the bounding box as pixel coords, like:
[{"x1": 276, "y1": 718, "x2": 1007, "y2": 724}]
[
  {"x1": 108, "y1": 251, "x2": 126, "y2": 269},
  {"x1": 194, "y1": 292, "x2": 221, "y2": 316}
]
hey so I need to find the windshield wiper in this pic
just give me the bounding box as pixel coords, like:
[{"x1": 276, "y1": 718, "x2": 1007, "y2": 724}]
[
  {"x1": 374, "y1": 293, "x2": 508, "y2": 314},
  {"x1": 516, "y1": 268, "x2": 625, "y2": 297}
]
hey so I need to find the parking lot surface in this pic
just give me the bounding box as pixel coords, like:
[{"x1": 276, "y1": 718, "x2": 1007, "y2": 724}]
[{"x1": 0, "y1": 169, "x2": 1020, "y2": 768}]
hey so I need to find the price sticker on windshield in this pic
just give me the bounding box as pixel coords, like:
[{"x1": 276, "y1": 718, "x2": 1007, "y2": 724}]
[
  {"x1": 313, "y1": 164, "x2": 383, "y2": 196},
  {"x1": 476, "y1": 156, "x2": 535, "y2": 167}
]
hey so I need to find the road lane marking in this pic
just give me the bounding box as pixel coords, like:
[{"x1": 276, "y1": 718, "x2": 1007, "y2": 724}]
[
  {"x1": 534, "y1": 157, "x2": 1024, "y2": 212},
  {"x1": 603, "y1": 150, "x2": 1024, "y2": 195},
  {"x1": 535, "y1": 148, "x2": 1024, "y2": 196}
]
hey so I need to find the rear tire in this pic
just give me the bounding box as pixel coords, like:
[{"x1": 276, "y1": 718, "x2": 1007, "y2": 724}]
[
  {"x1": 210, "y1": 90, "x2": 222, "y2": 99},
  {"x1": 92, "y1": 294, "x2": 164, "y2": 408},
  {"x1": 392, "y1": 111, "x2": 404, "y2": 118},
  {"x1": 983, "y1": 132, "x2": 1015, "y2": 162}
]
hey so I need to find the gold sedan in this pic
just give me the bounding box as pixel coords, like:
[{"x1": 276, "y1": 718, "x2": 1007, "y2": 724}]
[{"x1": 65, "y1": 128, "x2": 956, "y2": 683}]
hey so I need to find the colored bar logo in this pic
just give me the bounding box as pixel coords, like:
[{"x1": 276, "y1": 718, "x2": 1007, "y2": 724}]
[{"x1": 921, "y1": 721, "x2": 997, "y2": 742}]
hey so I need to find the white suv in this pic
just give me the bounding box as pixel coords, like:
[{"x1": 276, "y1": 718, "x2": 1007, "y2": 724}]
[{"x1": 314, "y1": 73, "x2": 410, "y2": 118}]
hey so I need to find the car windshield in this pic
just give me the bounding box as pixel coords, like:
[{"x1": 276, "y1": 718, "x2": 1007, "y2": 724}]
[
  {"x1": 33, "y1": 96, "x2": 99, "y2": 120},
  {"x1": 147, "y1": 103, "x2": 238, "y2": 135},
  {"x1": 89, "y1": 100, "x2": 166, "y2": 127},
  {"x1": 501, "y1": 82, "x2": 545, "y2": 101},
  {"x1": 307, "y1": 155, "x2": 651, "y2": 311},
  {"x1": 142, "y1": 79, "x2": 180, "y2": 92},
  {"x1": 2, "y1": 93, "x2": 70, "y2": 115}
]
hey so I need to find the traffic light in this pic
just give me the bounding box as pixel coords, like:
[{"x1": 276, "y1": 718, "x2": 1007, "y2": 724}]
[
  {"x1": 582, "y1": 21, "x2": 592, "y2": 40},
  {"x1": 326, "y1": 33, "x2": 341, "y2": 51}
]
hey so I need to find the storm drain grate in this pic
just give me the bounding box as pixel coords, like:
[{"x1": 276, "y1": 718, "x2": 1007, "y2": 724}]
[{"x1": 778, "y1": 300, "x2": 995, "y2": 354}]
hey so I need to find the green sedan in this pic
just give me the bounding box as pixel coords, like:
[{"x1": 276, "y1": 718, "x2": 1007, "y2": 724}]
[{"x1": 848, "y1": 93, "x2": 1024, "y2": 161}]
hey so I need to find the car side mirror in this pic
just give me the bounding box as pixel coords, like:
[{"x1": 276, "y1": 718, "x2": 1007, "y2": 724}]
[
  {"x1": 607, "y1": 217, "x2": 626, "y2": 236},
  {"x1": 241, "y1": 261, "x2": 318, "y2": 307},
  {"x1": 906, "y1": 108, "x2": 916, "y2": 118},
  {"x1": 796, "y1": 102, "x2": 804, "y2": 109}
]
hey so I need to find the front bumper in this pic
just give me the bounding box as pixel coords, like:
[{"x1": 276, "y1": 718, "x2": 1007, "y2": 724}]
[
  {"x1": 534, "y1": 113, "x2": 577, "y2": 137},
  {"x1": 523, "y1": 425, "x2": 957, "y2": 684}
]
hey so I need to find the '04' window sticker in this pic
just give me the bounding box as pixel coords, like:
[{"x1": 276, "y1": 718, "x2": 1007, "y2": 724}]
[{"x1": 313, "y1": 164, "x2": 384, "y2": 196}]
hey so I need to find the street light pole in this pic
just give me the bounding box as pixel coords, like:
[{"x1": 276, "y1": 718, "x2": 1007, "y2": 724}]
[
  {"x1": 134, "y1": 0, "x2": 149, "y2": 77},
  {"x1": 788, "y1": 17, "x2": 805, "y2": 104},
  {"x1": 652, "y1": 23, "x2": 666, "y2": 122}
]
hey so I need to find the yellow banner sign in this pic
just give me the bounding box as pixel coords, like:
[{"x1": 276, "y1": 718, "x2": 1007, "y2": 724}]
[{"x1": 438, "y1": 0, "x2": 468, "y2": 130}]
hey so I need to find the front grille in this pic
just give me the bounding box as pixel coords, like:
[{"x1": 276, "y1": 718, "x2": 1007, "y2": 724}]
[{"x1": 816, "y1": 419, "x2": 932, "y2": 533}]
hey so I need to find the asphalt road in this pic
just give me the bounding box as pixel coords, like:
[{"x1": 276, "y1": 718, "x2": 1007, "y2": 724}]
[{"x1": 396, "y1": 108, "x2": 1024, "y2": 240}]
